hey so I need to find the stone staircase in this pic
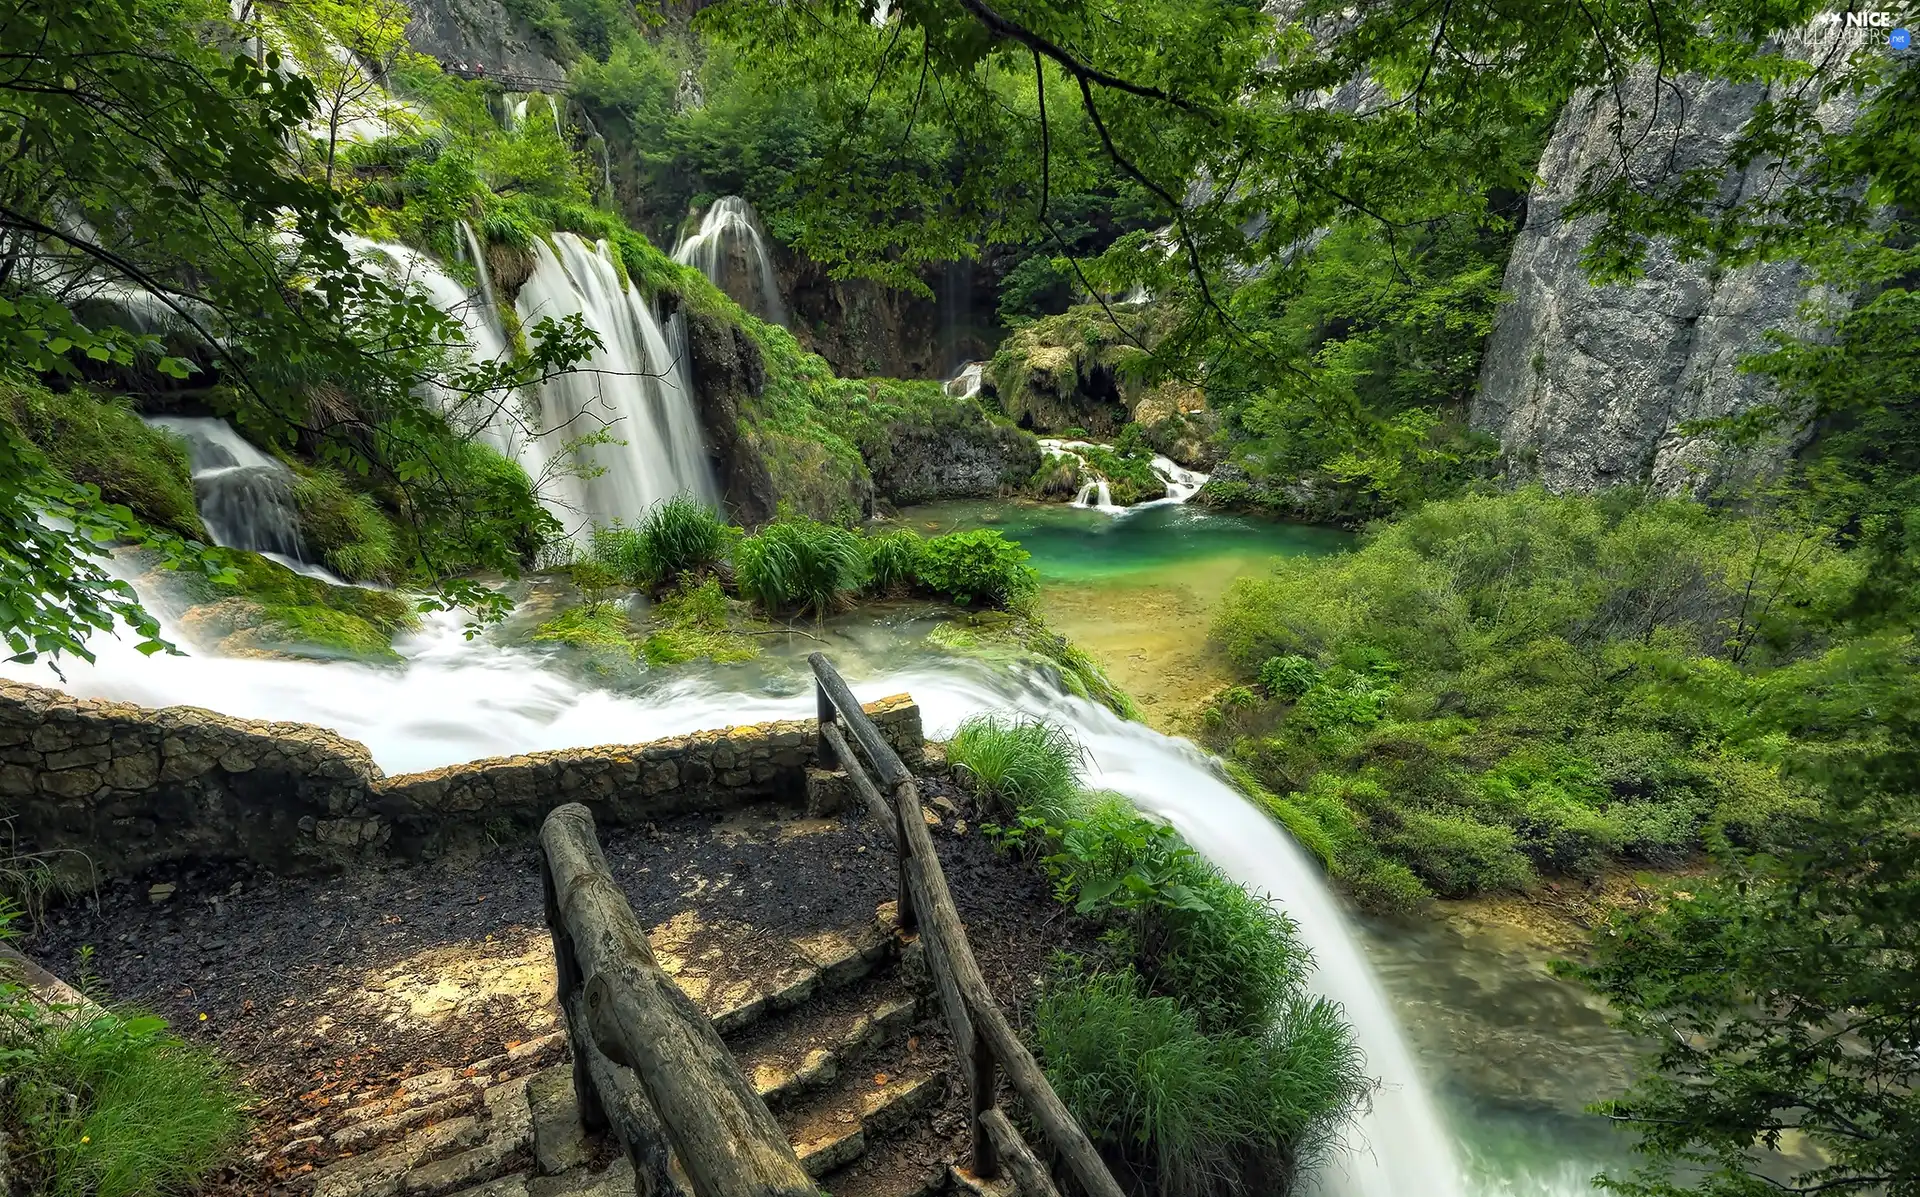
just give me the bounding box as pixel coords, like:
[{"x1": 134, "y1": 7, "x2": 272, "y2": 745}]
[{"x1": 304, "y1": 901, "x2": 983, "y2": 1197}]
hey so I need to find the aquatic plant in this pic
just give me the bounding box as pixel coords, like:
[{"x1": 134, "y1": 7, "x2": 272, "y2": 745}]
[{"x1": 732, "y1": 515, "x2": 867, "y2": 618}]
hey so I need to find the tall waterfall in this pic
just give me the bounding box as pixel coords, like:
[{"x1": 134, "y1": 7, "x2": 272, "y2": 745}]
[
  {"x1": 517, "y1": 233, "x2": 717, "y2": 527},
  {"x1": 673, "y1": 196, "x2": 788, "y2": 328}
]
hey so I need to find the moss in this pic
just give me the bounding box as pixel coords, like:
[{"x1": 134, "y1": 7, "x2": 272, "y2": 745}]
[
  {"x1": 533, "y1": 603, "x2": 635, "y2": 652},
  {"x1": 931, "y1": 611, "x2": 1142, "y2": 722},
  {"x1": 290, "y1": 465, "x2": 402, "y2": 582},
  {"x1": 147, "y1": 546, "x2": 417, "y2": 663},
  {"x1": 2, "y1": 380, "x2": 205, "y2": 539},
  {"x1": 988, "y1": 305, "x2": 1170, "y2": 434}
]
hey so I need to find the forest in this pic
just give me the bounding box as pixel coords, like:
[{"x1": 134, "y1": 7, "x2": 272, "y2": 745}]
[{"x1": 0, "y1": 0, "x2": 1915, "y2": 1196}]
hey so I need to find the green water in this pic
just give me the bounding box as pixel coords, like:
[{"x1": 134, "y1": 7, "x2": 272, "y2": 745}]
[
  {"x1": 887, "y1": 500, "x2": 1354, "y2": 727},
  {"x1": 888, "y1": 498, "x2": 1352, "y2": 583}
]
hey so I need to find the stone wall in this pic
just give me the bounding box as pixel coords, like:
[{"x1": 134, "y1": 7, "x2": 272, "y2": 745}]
[{"x1": 1, "y1": 680, "x2": 923, "y2": 884}]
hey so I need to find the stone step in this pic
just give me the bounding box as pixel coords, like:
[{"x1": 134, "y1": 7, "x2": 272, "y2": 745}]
[
  {"x1": 735, "y1": 978, "x2": 920, "y2": 1109},
  {"x1": 782, "y1": 1039, "x2": 949, "y2": 1180},
  {"x1": 660, "y1": 902, "x2": 899, "y2": 1038}
]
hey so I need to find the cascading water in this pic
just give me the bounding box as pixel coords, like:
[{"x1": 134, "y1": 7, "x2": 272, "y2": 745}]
[
  {"x1": 144, "y1": 416, "x2": 315, "y2": 570},
  {"x1": 944, "y1": 361, "x2": 985, "y2": 400},
  {"x1": 673, "y1": 196, "x2": 788, "y2": 327},
  {"x1": 2, "y1": 606, "x2": 1473, "y2": 1197},
  {"x1": 518, "y1": 232, "x2": 718, "y2": 527},
  {"x1": 1042, "y1": 437, "x2": 1209, "y2": 512}
]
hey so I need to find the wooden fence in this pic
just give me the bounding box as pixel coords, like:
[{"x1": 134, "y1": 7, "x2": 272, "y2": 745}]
[
  {"x1": 809, "y1": 651, "x2": 1127, "y2": 1197},
  {"x1": 541, "y1": 801, "x2": 814, "y2": 1197}
]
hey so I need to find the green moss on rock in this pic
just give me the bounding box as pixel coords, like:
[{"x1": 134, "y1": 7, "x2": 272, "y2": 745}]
[{"x1": 2, "y1": 380, "x2": 206, "y2": 539}]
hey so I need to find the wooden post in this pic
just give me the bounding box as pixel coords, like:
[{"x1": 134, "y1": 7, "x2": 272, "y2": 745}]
[
  {"x1": 542, "y1": 851, "x2": 607, "y2": 1134},
  {"x1": 815, "y1": 679, "x2": 838, "y2": 769},
  {"x1": 970, "y1": 1030, "x2": 1000, "y2": 1178},
  {"x1": 892, "y1": 779, "x2": 917, "y2": 932},
  {"x1": 542, "y1": 803, "x2": 816, "y2": 1197},
  {"x1": 980, "y1": 1109, "x2": 1064, "y2": 1197}
]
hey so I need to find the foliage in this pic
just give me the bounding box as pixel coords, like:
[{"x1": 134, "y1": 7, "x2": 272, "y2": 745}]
[
  {"x1": 946, "y1": 714, "x2": 1084, "y2": 820},
  {"x1": 1207, "y1": 488, "x2": 1855, "y2": 909},
  {"x1": 913, "y1": 529, "x2": 1037, "y2": 609},
  {"x1": 3, "y1": 382, "x2": 205, "y2": 542},
  {"x1": 864, "y1": 529, "x2": 923, "y2": 595},
  {"x1": 1563, "y1": 634, "x2": 1920, "y2": 1197},
  {"x1": 586, "y1": 497, "x2": 734, "y2": 591},
  {"x1": 0, "y1": 908, "x2": 245, "y2": 1196},
  {"x1": 732, "y1": 514, "x2": 868, "y2": 618},
  {"x1": 290, "y1": 466, "x2": 401, "y2": 583},
  {"x1": 1034, "y1": 966, "x2": 1367, "y2": 1197},
  {"x1": 641, "y1": 578, "x2": 759, "y2": 665},
  {"x1": 533, "y1": 602, "x2": 634, "y2": 654}
]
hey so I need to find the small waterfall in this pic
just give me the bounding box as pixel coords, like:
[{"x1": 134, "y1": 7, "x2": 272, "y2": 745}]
[
  {"x1": 517, "y1": 232, "x2": 718, "y2": 528},
  {"x1": 1043, "y1": 437, "x2": 1210, "y2": 513},
  {"x1": 144, "y1": 416, "x2": 334, "y2": 579},
  {"x1": 944, "y1": 361, "x2": 985, "y2": 399},
  {"x1": 458, "y1": 220, "x2": 497, "y2": 315},
  {"x1": 673, "y1": 196, "x2": 788, "y2": 327}
]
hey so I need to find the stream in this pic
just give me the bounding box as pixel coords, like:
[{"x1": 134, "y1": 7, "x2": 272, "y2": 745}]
[{"x1": 5, "y1": 499, "x2": 1638, "y2": 1196}]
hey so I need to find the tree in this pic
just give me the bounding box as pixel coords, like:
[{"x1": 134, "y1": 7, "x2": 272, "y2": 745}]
[
  {"x1": 0, "y1": 0, "x2": 593, "y2": 664},
  {"x1": 1565, "y1": 636, "x2": 1920, "y2": 1197}
]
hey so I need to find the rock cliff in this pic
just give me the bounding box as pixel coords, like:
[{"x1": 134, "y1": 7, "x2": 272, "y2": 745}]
[
  {"x1": 403, "y1": 0, "x2": 563, "y2": 79},
  {"x1": 1473, "y1": 26, "x2": 1856, "y2": 494}
]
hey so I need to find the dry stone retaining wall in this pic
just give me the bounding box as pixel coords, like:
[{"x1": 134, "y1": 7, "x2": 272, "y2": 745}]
[{"x1": 0, "y1": 680, "x2": 922, "y2": 883}]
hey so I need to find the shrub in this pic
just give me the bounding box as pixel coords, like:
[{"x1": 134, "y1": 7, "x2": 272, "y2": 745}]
[
  {"x1": 1383, "y1": 810, "x2": 1535, "y2": 897},
  {"x1": 1, "y1": 908, "x2": 245, "y2": 1197},
  {"x1": 945, "y1": 713, "x2": 1082, "y2": 819},
  {"x1": 733, "y1": 515, "x2": 868, "y2": 617},
  {"x1": 915, "y1": 529, "x2": 1037, "y2": 608},
  {"x1": 1033, "y1": 966, "x2": 1367, "y2": 1197},
  {"x1": 865, "y1": 529, "x2": 923, "y2": 595},
  {"x1": 1259, "y1": 654, "x2": 1320, "y2": 699}
]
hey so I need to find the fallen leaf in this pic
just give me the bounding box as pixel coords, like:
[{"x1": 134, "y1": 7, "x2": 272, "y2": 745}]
[{"x1": 873, "y1": 1073, "x2": 889, "y2": 1085}]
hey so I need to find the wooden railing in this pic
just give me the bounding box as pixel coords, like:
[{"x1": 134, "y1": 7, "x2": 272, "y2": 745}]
[
  {"x1": 540, "y1": 802, "x2": 815, "y2": 1197},
  {"x1": 809, "y1": 652, "x2": 1126, "y2": 1197}
]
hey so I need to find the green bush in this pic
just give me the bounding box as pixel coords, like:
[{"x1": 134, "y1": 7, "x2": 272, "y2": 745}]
[
  {"x1": 1, "y1": 909, "x2": 245, "y2": 1197},
  {"x1": 915, "y1": 529, "x2": 1037, "y2": 608},
  {"x1": 945, "y1": 713, "x2": 1082, "y2": 820},
  {"x1": 1258, "y1": 654, "x2": 1320, "y2": 699},
  {"x1": 732, "y1": 515, "x2": 867, "y2": 617},
  {"x1": 864, "y1": 529, "x2": 923, "y2": 595},
  {"x1": 1033, "y1": 966, "x2": 1367, "y2": 1197}
]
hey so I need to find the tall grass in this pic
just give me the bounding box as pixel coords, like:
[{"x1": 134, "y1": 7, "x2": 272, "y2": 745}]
[
  {"x1": 945, "y1": 714, "x2": 1083, "y2": 818},
  {"x1": 865, "y1": 529, "x2": 923, "y2": 595},
  {"x1": 1034, "y1": 967, "x2": 1368, "y2": 1197},
  {"x1": 1, "y1": 907, "x2": 244, "y2": 1197},
  {"x1": 586, "y1": 495, "x2": 730, "y2": 589},
  {"x1": 733, "y1": 516, "x2": 868, "y2": 617}
]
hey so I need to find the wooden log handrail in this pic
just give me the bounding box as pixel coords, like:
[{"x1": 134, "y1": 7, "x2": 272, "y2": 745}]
[
  {"x1": 541, "y1": 802, "x2": 815, "y2": 1197},
  {"x1": 807, "y1": 652, "x2": 1126, "y2": 1197}
]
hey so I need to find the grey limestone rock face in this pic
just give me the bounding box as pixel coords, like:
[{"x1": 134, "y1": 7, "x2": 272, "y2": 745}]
[
  {"x1": 404, "y1": 0, "x2": 564, "y2": 81},
  {"x1": 1473, "y1": 26, "x2": 1859, "y2": 495}
]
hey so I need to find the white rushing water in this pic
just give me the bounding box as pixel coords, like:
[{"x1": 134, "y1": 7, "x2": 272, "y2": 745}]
[
  {"x1": 142, "y1": 415, "x2": 332, "y2": 578},
  {"x1": 7, "y1": 595, "x2": 1470, "y2": 1197},
  {"x1": 517, "y1": 232, "x2": 718, "y2": 528},
  {"x1": 944, "y1": 361, "x2": 986, "y2": 400},
  {"x1": 673, "y1": 196, "x2": 788, "y2": 328}
]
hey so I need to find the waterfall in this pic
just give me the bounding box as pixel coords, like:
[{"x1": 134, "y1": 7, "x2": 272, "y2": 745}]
[
  {"x1": 944, "y1": 361, "x2": 985, "y2": 400},
  {"x1": 143, "y1": 415, "x2": 343, "y2": 582},
  {"x1": 1043, "y1": 437, "x2": 1209, "y2": 512},
  {"x1": 345, "y1": 236, "x2": 565, "y2": 526},
  {"x1": 673, "y1": 196, "x2": 788, "y2": 327},
  {"x1": 517, "y1": 232, "x2": 718, "y2": 528},
  {"x1": 0, "y1": 621, "x2": 1474, "y2": 1197}
]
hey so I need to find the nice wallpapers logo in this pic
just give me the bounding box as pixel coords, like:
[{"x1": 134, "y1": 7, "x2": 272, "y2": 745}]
[{"x1": 1813, "y1": 8, "x2": 1913, "y2": 49}]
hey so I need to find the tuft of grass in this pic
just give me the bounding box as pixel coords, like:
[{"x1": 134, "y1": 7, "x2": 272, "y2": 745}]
[
  {"x1": 2, "y1": 907, "x2": 245, "y2": 1197},
  {"x1": 945, "y1": 713, "x2": 1083, "y2": 818},
  {"x1": 290, "y1": 466, "x2": 400, "y2": 582},
  {"x1": 865, "y1": 529, "x2": 923, "y2": 595},
  {"x1": 587, "y1": 495, "x2": 732, "y2": 590},
  {"x1": 1033, "y1": 965, "x2": 1369, "y2": 1197},
  {"x1": 733, "y1": 515, "x2": 868, "y2": 618},
  {"x1": 533, "y1": 603, "x2": 634, "y2": 653},
  {"x1": 640, "y1": 578, "x2": 759, "y2": 665}
]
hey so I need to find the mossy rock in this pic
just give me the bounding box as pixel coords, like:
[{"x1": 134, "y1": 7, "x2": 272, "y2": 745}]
[
  {"x1": 289, "y1": 464, "x2": 402, "y2": 583},
  {"x1": 3, "y1": 380, "x2": 206, "y2": 539},
  {"x1": 988, "y1": 306, "x2": 1172, "y2": 435},
  {"x1": 135, "y1": 547, "x2": 417, "y2": 663}
]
